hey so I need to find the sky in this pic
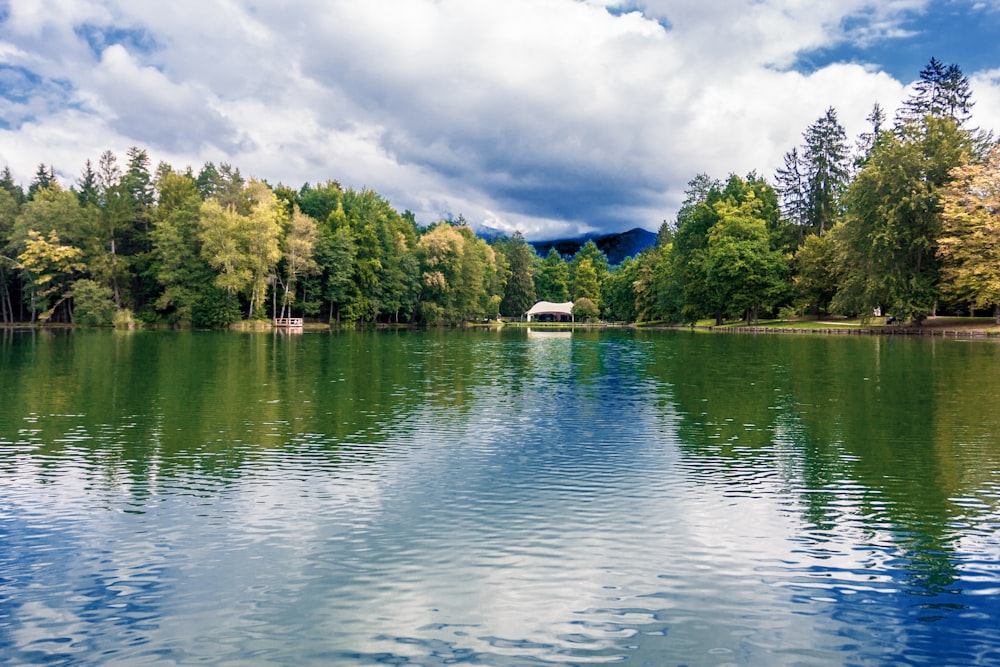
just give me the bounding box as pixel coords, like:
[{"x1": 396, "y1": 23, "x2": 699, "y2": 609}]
[{"x1": 1, "y1": 0, "x2": 999, "y2": 240}]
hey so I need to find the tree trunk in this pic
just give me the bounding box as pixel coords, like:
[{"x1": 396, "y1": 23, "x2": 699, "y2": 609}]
[
  {"x1": 995, "y1": 304, "x2": 1000, "y2": 325},
  {"x1": 0, "y1": 264, "x2": 10, "y2": 323}
]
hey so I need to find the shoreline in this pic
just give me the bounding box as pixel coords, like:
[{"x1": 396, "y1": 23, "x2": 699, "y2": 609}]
[{"x1": 641, "y1": 315, "x2": 1000, "y2": 338}]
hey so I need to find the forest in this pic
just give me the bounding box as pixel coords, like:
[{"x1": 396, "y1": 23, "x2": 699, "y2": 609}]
[{"x1": 1, "y1": 59, "x2": 998, "y2": 328}]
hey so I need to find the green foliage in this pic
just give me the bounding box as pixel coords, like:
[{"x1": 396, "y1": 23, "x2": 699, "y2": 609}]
[
  {"x1": 151, "y1": 168, "x2": 212, "y2": 325},
  {"x1": 16, "y1": 230, "x2": 85, "y2": 321},
  {"x1": 1, "y1": 61, "x2": 993, "y2": 332},
  {"x1": 601, "y1": 255, "x2": 640, "y2": 322},
  {"x1": 496, "y1": 231, "x2": 536, "y2": 317},
  {"x1": 665, "y1": 172, "x2": 788, "y2": 324},
  {"x1": 704, "y1": 196, "x2": 789, "y2": 324},
  {"x1": 534, "y1": 248, "x2": 570, "y2": 302},
  {"x1": 832, "y1": 116, "x2": 972, "y2": 322},
  {"x1": 191, "y1": 286, "x2": 242, "y2": 328},
  {"x1": 792, "y1": 233, "x2": 836, "y2": 315},
  {"x1": 572, "y1": 296, "x2": 599, "y2": 322},
  {"x1": 415, "y1": 222, "x2": 501, "y2": 324},
  {"x1": 72, "y1": 279, "x2": 117, "y2": 326},
  {"x1": 571, "y1": 257, "x2": 601, "y2": 305}
]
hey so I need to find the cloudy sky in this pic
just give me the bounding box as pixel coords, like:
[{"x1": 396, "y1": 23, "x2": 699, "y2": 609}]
[{"x1": 2, "y1": 0, "x2": 999, "y2": 239}]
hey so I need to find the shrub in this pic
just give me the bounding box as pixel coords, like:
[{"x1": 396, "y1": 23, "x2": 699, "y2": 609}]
[
  {"x1": 572, "y1": 297, "x2": 599, "y2": 322},
  {"x1": 72, "y1": 279, "x2": 116, "y2": 327}
]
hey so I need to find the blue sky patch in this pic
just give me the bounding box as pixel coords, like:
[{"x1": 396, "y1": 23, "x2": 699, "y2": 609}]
[
  {"x1": 793, "y1": 2, "x2": 1000, "y2": 81},
  {"x1": 75, "y1": 24, "x2": 159, "y2": 59},
  {"x1": 0, "y1": 65, "x2": 44, "y2": 104}
]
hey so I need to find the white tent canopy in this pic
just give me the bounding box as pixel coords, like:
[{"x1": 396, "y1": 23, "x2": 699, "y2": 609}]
[{"x1": 525, "y1": 301, "x2": 574, "y2": 321}]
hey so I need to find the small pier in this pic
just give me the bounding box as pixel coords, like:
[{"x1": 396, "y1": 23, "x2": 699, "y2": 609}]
[{"x1": 273, "y1": 317, "x2": 304, "y2": 331}]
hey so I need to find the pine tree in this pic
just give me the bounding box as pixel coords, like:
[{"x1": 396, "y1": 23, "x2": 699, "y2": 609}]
[
  {"x1": 899, "y1": 58, "x2": 973, "y2": 126},
  {"x1": 774, "y1": 148, "x2": 808, "y2": 234},
  {"x1": 855, "y1": 103, "x2": 886, "y2": 166},
  {"x1": 497, "y1": 231, "x2": 536, "y2": 317},
  {"x1": 75, "y1": 160, "x2": 99, "y2": 207},
  {"x1": 27, "y1": 164, "x2": 55, "y2": 200},
  {"x1": 802, "y1": 107, "x2": 850, "y2": 236},
  {"x1": 0, "y1": 166, "x2": 24, "y2": 204}
]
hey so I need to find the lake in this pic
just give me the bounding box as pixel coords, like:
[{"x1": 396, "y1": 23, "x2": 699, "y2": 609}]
[{"x1": 1, "y1": 327, "x2": 998, "y2": 666}]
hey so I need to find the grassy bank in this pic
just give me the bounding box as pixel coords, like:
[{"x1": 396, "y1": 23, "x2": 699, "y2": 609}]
[{"x1": 665, "y1": 316, "x2": 1000, "y2": 337}]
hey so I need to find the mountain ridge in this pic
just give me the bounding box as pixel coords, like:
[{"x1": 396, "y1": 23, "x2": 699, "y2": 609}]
[{"x1": 528, "y1": 227, "x2": 657, "y2": 265}]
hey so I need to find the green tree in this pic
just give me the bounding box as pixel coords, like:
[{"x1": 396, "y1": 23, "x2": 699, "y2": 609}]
[
  {"x1": 151, "y1": 169, "x2": 214, "y2": 325},
  {"x1": 299, "y1": 181, "x2": 344, "y2": 222},
  {"x1": 16, "y1": 230, "x2": 85, "y2": 322},
  {"x1": 602, "y1": 255, "x2": 641, "y2": 322},
  {"x1": 534, "y1": 247, "x2": 570, "y2": 302},
  {"x1": 633, "y1": 246, "x2": 679, "y2": 323},
  {"x1": 802, "y1": 107, "x2": 850, "y2": 237},
  {"x1": 415, "y1": 222, "x2": 500, "y2": 324},
  {"x1": 199, "y1": 199, "x2": 251, "y2": 301},
  {"x1": 792, "y1": 233, "x2": 837, "y2": 315},
  {"x1": 899, "y1": 58, "x2": 974, "y2": 126},
  {"x1": 832, "y1": 116, "x2": 972, "y2": 322},
  {"x1": 26, "y1": 164, "x2": 55, "y2": 200},
  {"x1": 0, "y1": 186, "x2": 20, "y2": 322},
  {"x1": 75, "y1": 159, "x2": 99, "y2": 207},
  {"x1": 0, "y1": 166, "x2": 24, "y2": 205},
  {"x1": 496, "y1": 231, "x2": 536, "y2": 317},
  {"x1": 278, "y1": 206, "x2": 319, "y2": 319},
  {"x1": 856, "y1": 103, "x2": 886, "y2": 166},
  {"x1": 669, "y1": 174, "x2": 724, "y2": 323},
  {"x1": 774, "y1": 147, "x2": 809, "y2": 237},
  {"x1": 572, "y1": 296, "x2": 599, "y2": 322},
  {"x1": 241, "y1": 180, "x2": 285, "y2": 318},
  {"x1": 571, "y1": 256, "x2": 601, "y2": 307},
  {"x1": 90, "y1": 149, "x2": 133, "y2": 306},
  {"x1": 71, "y1": 278, "x2": 117, "y2": 326},
  {"x1": 777, "y1": 109, "x2": 850, "y2": 239},
  {"x1": 315, "y1": 204, "x2": 357, "y2": 325},
  {"x1": 937, "y1": 146, "x2": 1000, "y2": 322},
  {"x1": 9, "y1": 182, "x2": 88, "y2": 250},
  {"x1": 703, "y1": 196, "x2": 789, "y2": 324}
]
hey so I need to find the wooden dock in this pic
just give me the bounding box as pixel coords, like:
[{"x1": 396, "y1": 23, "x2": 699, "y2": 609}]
[{"x1": 273, "y1": 317, "x2": 304, "y2": 329}]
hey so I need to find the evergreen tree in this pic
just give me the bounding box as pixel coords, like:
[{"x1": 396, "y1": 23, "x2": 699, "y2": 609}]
[
  {"x1": 0, "y1": 166, "x2": 24, "y2": 205},
  {"x1": 774, "y1": 148, "x2": 808, "y2": 235},
  {"x1": 75, "y1": 160, "x2": 99, "y2": 207},
  {"x1": 27, "y1": 164, "x2": 56, "y2": 200},
  {"x1": 802, "y1": 107, "x2": 850, "y2": 236},
  {"x1": 497, "y1": 231, "x2": 536, "y2": 317},
  {"x1": 899, "y1": 58, "x2": 974, "y2": 126},
  {"x1": 855, "y1": 103, "x2": 886, "y2": 165},
  {"x1": 123, "y1": 146, "x2": 155, "y2": 251},
  {"x1": 196, "y1": 162, "x2": 221, "y2": 200}
]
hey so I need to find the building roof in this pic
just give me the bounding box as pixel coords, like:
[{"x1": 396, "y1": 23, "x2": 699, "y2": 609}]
[{"x1": 525, "y1": 301, "x2": 574, "y2": 316}]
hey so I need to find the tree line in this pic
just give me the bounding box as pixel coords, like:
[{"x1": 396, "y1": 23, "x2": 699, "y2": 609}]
[
  {"x1": 1, "y1": 59, "x2": 998, "y2": 327},
  {"x1": 623, "y1": 58, "x2": 1000, "y2": 326}
]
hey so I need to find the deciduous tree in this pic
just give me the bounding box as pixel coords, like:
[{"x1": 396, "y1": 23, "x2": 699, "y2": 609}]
[
  {"x1": 833, "y1": 116, "x2": 972, "y2": 322},
  {"x1": 938, "y1": 146, "x2": 1000, "y2": 322}
]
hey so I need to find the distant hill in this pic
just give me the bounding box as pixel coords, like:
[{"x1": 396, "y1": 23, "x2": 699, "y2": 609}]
[{"x1": 529, "y1": 227, "x2": 657, "y2": 265}]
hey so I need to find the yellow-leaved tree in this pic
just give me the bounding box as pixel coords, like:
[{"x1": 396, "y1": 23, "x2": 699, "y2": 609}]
[{"x1": 938, "y1": 146, "x2": 1000, "y2": 323}]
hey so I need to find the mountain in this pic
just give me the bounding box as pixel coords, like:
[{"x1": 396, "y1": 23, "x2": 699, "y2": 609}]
[{"x1": 528, "y1": 227, "x2": 657, "y2": 265}]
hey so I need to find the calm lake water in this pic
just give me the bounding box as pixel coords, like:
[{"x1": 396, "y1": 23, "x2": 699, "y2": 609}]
[{"x1": 1, "y1": 328, "x2": 999, "y2": 666}]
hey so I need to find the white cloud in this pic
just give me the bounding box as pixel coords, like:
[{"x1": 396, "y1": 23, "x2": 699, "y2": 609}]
[{"x1": 0, "y1": 0, "x2": 986, "y2": 237}]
